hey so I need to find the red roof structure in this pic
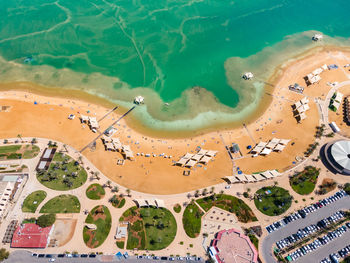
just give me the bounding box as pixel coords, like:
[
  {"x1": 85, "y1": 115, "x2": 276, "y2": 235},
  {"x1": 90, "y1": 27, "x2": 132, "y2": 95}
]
[
  {"x1": 11, "y1": 223, "x2": 52, "y2": 248},
  {"x1": 210, "y1": 228, "x2": 258, "y2": 263}
]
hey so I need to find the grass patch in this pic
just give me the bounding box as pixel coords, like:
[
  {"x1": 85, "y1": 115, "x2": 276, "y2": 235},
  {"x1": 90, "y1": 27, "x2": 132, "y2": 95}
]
[
  {"x1": 22, "y1": 190, "x2": 47, "y2": 213},
  {"x1": 83, "y1": 205, "x2": 112, "y2": 248},
  {"x1": 173, "y1": 204, "x2": 181, "y2": 213},
  {"x1": 86, "y1": 184, "x2": 105, "y2": 200},
  {"x1": 116, "y1": 241, "x2": 125, "y2": 249},
  {"x1": 182, "y1": 202, "x2": 203, "y2": 238},
  {"x1": 248, "y1": 234, "x2": 259, "y2": 250},
  {"x1": 0, "y1": 144, "x2": 40, "y2": 160},
  {"x1": 121, "y1": 206, "x2": 177, "y2": 250},
  {"x1": 317, "y1": 178, "x2": 337, "y2": 195},
  {"x1": 197, "y1": 194, "x2": 257, "y2": 223},
  {"x1": 37, "y1": 153, "x2": 87, "y2": 190},
  {"x1": 254, "y1": 186, "x2": 292, "y2": 216},
  {"x1": 290, "y1": 166, "x2": 319, "y2": 195},
  {"x1": 109, "y1": 195, "x2": 125, "y2": 208},
  {"x1": 40, "y1": 194, "x2": 80, "y2": 213}
]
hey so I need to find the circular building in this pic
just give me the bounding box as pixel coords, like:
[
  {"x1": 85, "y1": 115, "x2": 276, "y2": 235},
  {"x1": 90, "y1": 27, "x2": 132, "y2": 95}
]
[{"x1": 323, "y1": 140, "x2": 350, "y2": 175}]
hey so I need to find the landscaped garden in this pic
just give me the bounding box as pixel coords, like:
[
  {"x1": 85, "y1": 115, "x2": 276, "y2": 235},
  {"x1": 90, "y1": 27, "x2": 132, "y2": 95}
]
[
  {"x1": 173, "y1": 204, "x2": 181, "y2": 213},
  {"x1": 196, "y1": 194, "x2": 257, "y2": 223},
  {"x1": 120, "y1": 206, "x2": 177, "y2": 250},
  {"x1": 316, "y1": 178, "x2": 337, "y2": 195},
  {"x1": 290, "y1": 166, "x2": 320, "y2": 195},
  {"x1": 40, "y1": 194, "x2": 81, "y2": 213},
  {"x1": 86, "y1": 184, "x2": 105, "y2": 200},
  {"x1": 0, "y1": 144, "x2": 40, "y2": 160},
  {"x1": 37, "y1": 152, "x2": 87, "y2": 190},
  {"x1": 83, "y1": 205, "x2": 112, "y2": 248},
  {"x1": 182, "y1": 201, "x2": 204, "y2": 238},
  {"x1": 254, "y1": 186, "x2": 292, "y2": 216},
  {"x1": 22, "y1": 190, "x2": 47, "y2": 213},
  {"x1": 109, "y1": 195, "x2": 125, "y2": 208}
]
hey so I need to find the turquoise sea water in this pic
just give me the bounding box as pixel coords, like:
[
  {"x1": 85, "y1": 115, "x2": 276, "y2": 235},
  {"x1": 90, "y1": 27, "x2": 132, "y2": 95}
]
[{"x1": 1, "y1": 0, "x2": 350, "y2": 131}]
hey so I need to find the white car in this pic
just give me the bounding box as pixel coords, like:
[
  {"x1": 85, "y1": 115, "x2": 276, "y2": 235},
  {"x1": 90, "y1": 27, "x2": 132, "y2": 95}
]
[
  {"x1": 225, "y1": 185, "x2": 231, "y2": 189},
  {"x1": 68, "y1": 114, "x2": 75, "y2": 120},
  {"x1": 49, "y1": 259, "x2": 55, "y2": 262}
]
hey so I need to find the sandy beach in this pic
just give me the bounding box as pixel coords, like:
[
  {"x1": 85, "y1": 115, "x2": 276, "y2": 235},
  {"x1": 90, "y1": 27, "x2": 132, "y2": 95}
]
[{"x1": 1, "y1": 47, "x2": 350, "y2": 194}]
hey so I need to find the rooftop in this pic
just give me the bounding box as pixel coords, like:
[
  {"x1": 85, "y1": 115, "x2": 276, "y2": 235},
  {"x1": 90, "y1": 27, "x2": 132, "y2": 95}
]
[{"x1": 11, "y1": 223, "x2": 52, "y2": 248}]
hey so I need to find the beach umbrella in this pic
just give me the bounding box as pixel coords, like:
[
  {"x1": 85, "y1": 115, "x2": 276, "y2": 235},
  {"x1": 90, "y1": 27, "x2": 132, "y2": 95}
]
[
  {"x1": 247, "y1": 145, "x2": 252, "y2": 149},
  {"x1": 238, "y1": 171, "x2": 242, "y2": 175}
]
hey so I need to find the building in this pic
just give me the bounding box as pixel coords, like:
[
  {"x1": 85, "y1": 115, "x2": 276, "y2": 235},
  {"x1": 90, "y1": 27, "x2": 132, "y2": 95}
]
[
  {"x1": 11, "y1": 223, "x2": 53, "y2": 248},
  {"x1": 323, "y1": 140, "x2": 350, "y2": 175},
  {"x1": 36, "y1": 148, "x2": 56, "y2": 171},
  {"x1": 209, "y1": 228, "x2": 258, "y2": 263}
]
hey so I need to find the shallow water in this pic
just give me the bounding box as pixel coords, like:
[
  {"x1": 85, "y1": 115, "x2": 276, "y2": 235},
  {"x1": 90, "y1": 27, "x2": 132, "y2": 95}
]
[{"x1": 0, "y1": 0, "x2": 350, "y2": 131}]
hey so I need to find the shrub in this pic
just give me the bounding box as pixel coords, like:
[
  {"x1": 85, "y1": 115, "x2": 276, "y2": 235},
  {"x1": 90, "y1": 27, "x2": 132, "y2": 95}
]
[{"x1": 37, "y1": 214, "x2": 56, "y2": 228}]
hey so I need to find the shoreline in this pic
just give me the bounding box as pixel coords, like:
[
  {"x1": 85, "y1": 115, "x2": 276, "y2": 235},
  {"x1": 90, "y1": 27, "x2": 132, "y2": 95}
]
[{"x1": 1, "y1": 45, "x2": 348, "y2": 139}]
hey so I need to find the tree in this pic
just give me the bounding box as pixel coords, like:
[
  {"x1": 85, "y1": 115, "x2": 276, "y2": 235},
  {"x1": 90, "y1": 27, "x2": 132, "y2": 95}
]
[
  {"x1": 31, "y1": 138, "x2": 37, "y2": 144},
  {"x1": 106, "y1": 180, "x2": 112, "y2": 189},
  {"x1": 126, "y1": 189, "x2": 131, "y2": 197},
  {"x1": 194, "y1": 190, "x2": 199, "y2": 197},
  {"x1": 94, "y1": 171, "x2": 100, "y2": 180},
  {"x1": 78, "y1": 155, "x2": 83, "y2": 164},
  {"x1": 37, "y1": 214, "x2": 56, "y2": 228},
  {"x1": 0, "y1": 248, "x2": 9, "y2": 262},
  {"x1": 63, "y1": 144, "x2": 68, "y2": 152},
  {"x1": 17, "y1": 134, "x2": 23, "y2": 143},
  {"x1": 112, "y1": 186, "x2": 119, "y2": 193},
  {"x1": 210, "y1": 186, "x2": 215, "y2": 194},
  {"x1": 202, "y1": 188, "x2": 208, "y2": 196}
]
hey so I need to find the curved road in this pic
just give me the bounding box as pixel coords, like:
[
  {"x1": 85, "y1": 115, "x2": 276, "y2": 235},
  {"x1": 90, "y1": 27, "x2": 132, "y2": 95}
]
[{"x1": 261, "y1": 194, "x2": 350, "y2": 263}]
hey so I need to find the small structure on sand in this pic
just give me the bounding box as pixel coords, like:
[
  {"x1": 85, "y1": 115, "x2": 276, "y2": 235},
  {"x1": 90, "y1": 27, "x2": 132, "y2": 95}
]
[
  {"x1": 175, "y1": 149, "x2": 218, "y2": 168},
  {"x1": 134, "y1": 96, "x2": 144, "y2": 105},
  {"x1": 242, "y1": 72, "x2": 254, "y2": 80},
  {"x1": 312, "y1": 34, "x2": 323, "y2": 41}
]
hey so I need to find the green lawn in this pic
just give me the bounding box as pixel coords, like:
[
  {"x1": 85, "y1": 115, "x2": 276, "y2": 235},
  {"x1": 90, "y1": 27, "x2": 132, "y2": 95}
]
[
  {"x1": 0, "y1": 144, "x2": 40, "y2": 160},
  {"x1": 182, "y1": 202, "x2": 203, "y2": 238},
  {"x1": 197, "y1": 194, "x2": 257, "y2": 223},
  {"x1": 116, "y1": 241, "x2": 125, "y2": 249},
  {"x1": 40, "y1": 194, "x2": 81, "y2": 213},
  {"x1": 344, "y1": 183, "x2": 350, "y2": 195},
  {"x1": 22, "y1": 190, "x2": 47, "y2": 213},
  {"x1": 86, "y1": 184, "x2": 105, "y2": 200},
  {"x1": 248, "y1": 234, "x2": 259, "y2": 251},
  {"x1": 290, "y1": 166, "x2": 319, "y2": 195},
  {"x1": 109, "y1": 195, "x2": 125, "y2": 208},
  {"x1": 173, "y1": 204, "x2": 181, "y2": 213},
  {"x1": 254, "y1": 186, "x2": 292, "y2": 216},
  {"x1": 37, "y1": 153, "x2": 87, "y2": 190},
  {"x1": 83, "y1": 205, "x2": 112, "y2": 248},
  {"x1": 120, "y1": 206, "x2": 177, "y2": 250}
]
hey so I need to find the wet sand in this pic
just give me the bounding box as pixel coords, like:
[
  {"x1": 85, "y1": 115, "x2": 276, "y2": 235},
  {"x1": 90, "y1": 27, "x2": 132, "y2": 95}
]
[{"x1": 1, "y1": 47, "x2": 350, "y2": 194}]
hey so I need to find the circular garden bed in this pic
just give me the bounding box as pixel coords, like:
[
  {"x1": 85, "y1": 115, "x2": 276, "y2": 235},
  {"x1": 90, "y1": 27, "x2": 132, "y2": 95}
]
[{"x1": 86, "y1": 184, "x2": 105, "y2": 200}]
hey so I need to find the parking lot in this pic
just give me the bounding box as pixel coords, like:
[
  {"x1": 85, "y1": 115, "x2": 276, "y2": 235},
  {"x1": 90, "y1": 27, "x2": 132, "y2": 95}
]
[
  {"x1": 4, "y1": 251, "x2": 205, "y2": 263},
  {"x1": 262, "y1": 191, "x2": 350, "y2": 263}
]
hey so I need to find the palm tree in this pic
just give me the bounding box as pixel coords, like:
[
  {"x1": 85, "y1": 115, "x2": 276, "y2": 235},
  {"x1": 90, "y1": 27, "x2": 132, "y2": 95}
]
[
  {"x1": 112, "y1": 186, "x2": 119, "y2": 193},
  {"x1": 63, "y1": 144, "x2": 68, "y2": 152},
  {"x1": 94, "y1": 171, "x2": 100, "y2": 180},
  {"x1": 106, "y1": 180, "x2": 112, "y2": 189},
  {"x1": 194, "y1": 190, "x2": 199, "y2": 197},
  {"x1": 126, "y1": 189, "x2": 131, "y2": 197},
  {"x1": 210, "y1": 186, "x2": 215, "y2": 194},
  {"x1": 78, "y1": 155, "x2": 83, "y2": 164},
  {"x1": 17, "y1": 134, "x2": 23, "y2": 143},
  {"x1": 202, "y1": 188, "x2": 208, "y2": 196}
]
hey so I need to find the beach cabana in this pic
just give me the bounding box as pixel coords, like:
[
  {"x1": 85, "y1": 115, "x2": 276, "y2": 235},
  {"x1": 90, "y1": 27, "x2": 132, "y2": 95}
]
[
  {"x1": 274, "y1": 144, "x2": 286, "y2": 152},
  {"x1": 225, "y1": 176, "x2": 240, "y2": 184},
  {"x1": 197, "y1": 149, "x2": 208, "y2": 155},
  {"x1": 155, "y1": 199, "x2": 165, "y2": 208},
  {"x1": 333, "y1": 92, "x2": 344, "y2": 103},
  {"x1": 198, "y1": 155, "x2": 212, "y2": 164},
  {"x1": 266, "y1": 138, "x2": 280, "y2": 149},
  {"x1": 260, "y1": 148, "x2": 272, "y2": 156},
  {"x1": 236, "y1": 174, "x2": 248, "y2": 183},
  {"x1": 292, "y1": 101, "x2": 302, "y2": 110},
  {"x1": 253, "y1": 174, "x2": 265, "y2": 181},
  {"x1": 312, "y1": 68, "x2": 323, "y2": 76},
  {"x1": 182, "y1": 153, "x2": 193, "y2": 160},
  {"x1": 146, "y1": 199, "x2": 157, "y2": 207},
  {"x1": 261, "y1": 171, "x2": 273, "y2": 179},
  {"x1": 80, "y1": 115, "x2": 89, "y2": 123},
  {"x1": 205, "y1": 150, "x2": 218, "y2": 157},
  {"x1": 122, "y1": 145, "x2": 134, "y2": 160},
  {"x1": 251, "y1": 142, "x2": 267, "y2": 154},
  {"x1": 175, "y1": 158, "x2": 188, "y2": 167},
  {"x1": 184, "y1": 159, "x2": 197, "y2": 168},
  {"x1": 321, "y1": 64, "x2": 328, "y2": 70},
  {"x1": 269, "y1": 170, "x2": 281, "y2": 177},
  {"x1": 296, "y1": 112, "x2": 307, "y2": 122},
  {"x1": 191, "y1": 154, "x2": 203, "y2": 161},
  {"x1": 102, "y1": 135, "x2": 112, "y2": 143},
  {"x1": 310, "y1": 75, "x2": 321, "y2": 84},
  {"x1": 245, "y1": 174, "x2": 256, "y2": 183},
  {"x1": 278, "y1": 139, "x2": 290, "y2": 145},
  {"x1": 112, "y1": 138, "x2": 122, "y2": 151},
  {"x1": 134, "y1": 199, "x2": 148, "y2": 207},
  {"x1": 105, "y1": 142, "x2": 115, "y2": 151},
  {"x1": 300, "y1": 97, "x2": 309, "y2": 105}
]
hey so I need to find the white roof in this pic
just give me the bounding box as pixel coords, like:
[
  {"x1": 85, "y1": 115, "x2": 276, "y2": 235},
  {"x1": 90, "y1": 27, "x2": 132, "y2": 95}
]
[
  {"x1": 198, "y1": 155, "x2": 212, "y2": 164},
  {"x1": 279, "y1": 139, "x2": 290, "y2": 145},
  {"x1": 197, "y1": 149, "x2": 208, "y2": 155},
  {"x1": 191, "y1": 154, "x2": 203, "y2": 161},
  {"x1": 135, "y1": 199, "x2": 148, "y2": 207},
  {"x1": 182, "y1": 153, "x2": 193, "y2": 159},
  {"x1": 155, "y1": 199, "x2": 165, "y2": 208},
  {"x1": 296, "y1": 112, "x2": 307, "y2": 121},
  {"x1": 300, "y1": 97, "x2": 309, "y2": 105},
  {"x1": 269, "y1": 170, "x2": 281, "y2": 177},
  {"x1": 260, "y1": 148, "x2": 272, "y2": 155},
  {"x1": 312, "y1": 68, "x2": 323, "y2": 76},
  {"x1": 43, "y1": 148, "x2": 52, "y2": 159},
  {"x1": 105, "y1": 142, "x2": 114, "y2": 150},
  {"x1": 321, "y1": 64, "x2": 328, "y2": 70},
  {"x1": 176, "y1": 158, "x2": 188, "y2": 166},
  {"x1": 251, "y1": 142, "x2": 267, "y2": 154},
  {"x1": 266, "y1": 138, "x2": 280, "y2": 149},
  {"x1": 236, "y1": 174, "x2": 248, "y2": 182},
  {"x1": 102, "y1": 135, "x2": 112, "y2": 143},
  {"x1": 252, "y1": 174, "x2": 266, "y2": 181},
  {"x1": 184, "y1": 159, "x2": 197, "y2": 168},
  {"x1": 80, "y1": 115, "x2": 89, "y2": 122},
  {"x1": 293, "y1": 101, "x2": 302, "y2": 109},
  {"x1": 245, "y1": 174, "x2": 256, "y2": 182},
  {"x1": 274, "y1": 144, "x2": 286, "y2": 152},
  {"x1": 38, "y1": 161, "x2": 47, "y2": 170},
  {"x1": 331, "y1": 140, "x2": 350, "y2": 171},
  {"x1": 306, "y1": 73, "x2": 314, "y2": 80},
  {"x1": 225, "y1": 176, "x2": 240, "y2": 184},
  {"x1": 205, "y1": 150, "x2": 218, "y2": 157},
  {"x1": 334, "y1": 92, "x2": 343, "y2": 103},
  {"x1": 115, "y1": 225, "x2": 127, "y2": 239},
  {"x1": 261, "y1": 171, "x2": 273, "y2": 179},
  {"x1": 146, "y1": 199, "x2": 157, "y2": 207},
  {"x1": 310, "y1": 75, "x2": 321, "y2": 84},
  {"x1": 122, "y1": 145, "x2": 134, "y2": 159},
  {"x1": 331, "y1": 100, "x2": 341, "y2": 109}
]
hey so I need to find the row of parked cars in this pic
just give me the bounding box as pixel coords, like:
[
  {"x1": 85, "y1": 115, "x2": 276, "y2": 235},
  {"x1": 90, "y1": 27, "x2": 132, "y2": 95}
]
[
  {"x1": 137, "y1": 255, "x2": 202, "y2": 261},
  {"x1": 266, "y1": 190, "x2": 348, "y2": 234},
  {"x1": 287, "y1": 223, "x2": 350, "y2": 262},
  {"x1": 320, "y1": 243, "x2": 350, "y2": 263},
  {"x1": 276, "y1": 211, "x2": 345, "y2": 250}
]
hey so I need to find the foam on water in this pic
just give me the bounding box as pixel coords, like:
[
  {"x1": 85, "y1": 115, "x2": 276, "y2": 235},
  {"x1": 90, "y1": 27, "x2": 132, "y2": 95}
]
[{"x1": 0, "y1": 0, "x2": 350, "y2": 131}]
